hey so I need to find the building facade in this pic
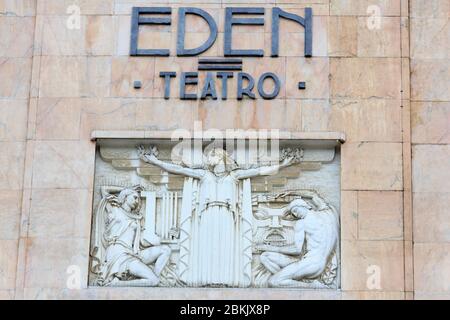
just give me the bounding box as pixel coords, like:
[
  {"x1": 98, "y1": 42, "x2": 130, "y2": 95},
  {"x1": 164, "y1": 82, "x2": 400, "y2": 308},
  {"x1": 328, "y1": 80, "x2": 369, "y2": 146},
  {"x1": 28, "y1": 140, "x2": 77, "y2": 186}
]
[{"x1": 0, "y1": 0, "x2": 449, "y2": 299}]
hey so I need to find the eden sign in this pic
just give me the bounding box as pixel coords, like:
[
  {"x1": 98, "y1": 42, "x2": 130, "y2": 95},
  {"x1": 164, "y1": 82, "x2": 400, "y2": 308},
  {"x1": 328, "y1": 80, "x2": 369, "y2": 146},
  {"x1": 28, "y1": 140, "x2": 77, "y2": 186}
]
[{"x1": 130, "y1": 7, "x2": 313, "y2": 100}]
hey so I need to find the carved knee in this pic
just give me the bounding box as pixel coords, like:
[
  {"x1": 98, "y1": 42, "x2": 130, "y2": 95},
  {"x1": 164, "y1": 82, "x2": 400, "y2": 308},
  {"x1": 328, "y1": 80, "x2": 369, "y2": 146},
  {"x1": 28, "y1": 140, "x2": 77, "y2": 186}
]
[
  {"x1": 268, "y1": 276, "x2": 281, "y2": 288},
  {"x1": 149, "y1": 277, "x2": 160, "y2": 286},
  {"x1": 260, "y1": 252, "x2": 270, "y2": 263},
  {"x1": 162, "y1": 245, "x2": 171, "y2": 256}
]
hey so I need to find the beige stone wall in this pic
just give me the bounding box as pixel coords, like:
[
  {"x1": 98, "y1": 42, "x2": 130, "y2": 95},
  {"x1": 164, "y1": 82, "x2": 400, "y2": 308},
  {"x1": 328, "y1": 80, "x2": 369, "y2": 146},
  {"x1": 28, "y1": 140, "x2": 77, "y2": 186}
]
[
  {"x1": 0, "y1": 0, "x2": 447, "y2": 300},
  {"x1": 0, "y1": 0, "x2": 36, "y2": 300},
  {"x1": 409, "y1": 0, "x2": 450, "y2": 300}
]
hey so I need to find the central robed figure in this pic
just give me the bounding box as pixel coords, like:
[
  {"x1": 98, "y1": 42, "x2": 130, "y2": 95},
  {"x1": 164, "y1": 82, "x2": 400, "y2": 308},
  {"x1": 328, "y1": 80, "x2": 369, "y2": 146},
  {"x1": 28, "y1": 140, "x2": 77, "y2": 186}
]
[{"x1": 139, "y1": 146, "x2": 299, "y2": 287}]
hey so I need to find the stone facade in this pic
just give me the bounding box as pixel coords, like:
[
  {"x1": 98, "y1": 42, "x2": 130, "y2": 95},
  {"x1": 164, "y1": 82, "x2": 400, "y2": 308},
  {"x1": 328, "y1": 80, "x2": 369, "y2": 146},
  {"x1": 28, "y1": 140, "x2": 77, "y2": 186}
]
[{"x1": 0, "y1": 0, "x2": 448, "y2": 300}]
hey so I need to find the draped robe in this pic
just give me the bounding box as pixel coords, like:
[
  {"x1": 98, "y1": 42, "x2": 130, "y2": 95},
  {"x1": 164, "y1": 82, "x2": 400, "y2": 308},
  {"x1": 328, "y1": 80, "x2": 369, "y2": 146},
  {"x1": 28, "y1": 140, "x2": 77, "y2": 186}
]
[{"x1": 177, "y1": 172, "x2": 253, "y2": 287}]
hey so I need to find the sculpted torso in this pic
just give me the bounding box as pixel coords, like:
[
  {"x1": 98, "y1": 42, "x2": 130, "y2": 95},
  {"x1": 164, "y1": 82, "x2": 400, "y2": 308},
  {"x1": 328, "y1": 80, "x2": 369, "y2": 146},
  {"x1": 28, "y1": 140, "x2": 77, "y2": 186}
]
[
  {"x1": 106, "y1": 207, "x2": 140, "y2": 247},
  {"x1": 300, "y1": 213, "x2": 337, "y2": 264},
  {"x1": 199, "y1": 171, "x2": 237, "y2": 204}
]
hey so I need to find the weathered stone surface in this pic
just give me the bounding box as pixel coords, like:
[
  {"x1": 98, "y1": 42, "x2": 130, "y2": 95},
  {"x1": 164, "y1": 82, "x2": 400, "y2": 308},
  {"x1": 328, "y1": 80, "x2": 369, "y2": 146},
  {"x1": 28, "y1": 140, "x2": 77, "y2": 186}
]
[
  {"x1": 412, "y1": 145, "x2": 450, "y2": 193},
  {"x1": 340, "y1": 191, "x2": 358, "y2": 240},
  {"x1": 0, "y1": 240, "x2": 18, "y2": 290},
  {"x1": 0, "y1": 190, "x2": 21, "y2": 240},
  {"x1": 330, "y1": 99, "x2": 402, "y2": 142},
  {"x1": 357, "y1": 17, "x2": 401, "y2": 57},
  {"x1": 37, "y1": 0, "x2": 113, "y2": 15},
  {"x1": 0, "y1": 17, "x2": 34, "y2": 57},
  {"x1": 410, "y1": 0, "x2": 450, "y2": 18},
  {"x1": 0, "y1": 142, "x2": 25, "y2": 190},
  {"x1": 286, "y1": 58, "x2": 329, "y2": 99},
  {"x1": 111, "y1": 57, "x2": 155, "y2": 98},
  {"x1": 79, "y1": 98, "x2": 137, "y2": 140},
  {"x1": 413, "y1": 192, "x2": 450, "y2": 243},
  {"x1": 0, "y1": 58, "x2": 32, "y2": 98},
  {"x1": 342, "y1": 291, "x2": 405, "y2": 300},
  {"x1": 341, "y1": 240, "x2": 404, "y2": 291},
  {"x1": 38, "y1": 56, "x2": 85, "y2": 98},
  {"x1": 86, "y1": 15, "x2": 114, "y2": 56},
  {"x1": 135, "y1": 99, "x2": 198, "y2": 131},
  {"x1": 411, "y1": 59, "x2": 450, "y2": 101},
  {"x1": 22, "y1": 287, "x2": 342, "y2": 300},
  {"x1": 342, "y1": 142, "x2": 403, "y2": 191},
  {"x1": 331, "y1": 0, "x2": 401, "y2": 16},
  {"x1": 24, "y1": 237, "x2": 89, "y2": 289},
  {"x1": 414, "y1": 243, "x2": 450, "y2": 293},
  {"x1": 31, "y1": 141, "x2": 95, "y2": 189},
  {"x1": 0, "y1": 290, "x2": 14, "y2": 300},
  {"x1": 35, "y1": 98, "x2": 81, "y2": 140},
  {"x1": 358, "y1": 191, "x2": 403, "y2": 240},
  {"x1": 328, "y1": 16, "x2": 357, "y2": 57},
  {"x1": 331, "y1": 58, "x2": 401, "y2": 99},
  {"x1": 0, "y1": 99, "x2": 28, "y2": 142},
  {"x1": 38, "y1": 15, "x2": 86, "y2": 56},
  {"x1": 28, "y1": 189, "x2": 92, "y2": 239},
  {"x1": 411, "y1": 102, "x2": 450, "y2": 144},
  {"x1": 410, "y1": 17, "x2": 449, "y2": 59},
  {"x1": 0, "y1": 0, "x2": 36, "y2": 16}
]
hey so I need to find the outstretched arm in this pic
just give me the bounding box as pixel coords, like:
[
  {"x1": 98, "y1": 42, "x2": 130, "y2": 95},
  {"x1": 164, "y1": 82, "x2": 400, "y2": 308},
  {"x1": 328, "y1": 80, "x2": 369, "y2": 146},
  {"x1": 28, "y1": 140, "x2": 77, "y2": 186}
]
[
  {"x1": 234, "y1": 157, "x2": 295, "y2": 180},
  {"x1": 139, "y1": 147, "x2": 204, "y2": 179}
]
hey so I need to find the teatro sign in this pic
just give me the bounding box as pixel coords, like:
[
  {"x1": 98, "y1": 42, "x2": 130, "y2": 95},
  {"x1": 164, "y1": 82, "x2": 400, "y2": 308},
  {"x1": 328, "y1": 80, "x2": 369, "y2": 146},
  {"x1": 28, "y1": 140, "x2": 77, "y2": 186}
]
[{"x1": 129, "y1": 7, "x2": 313, "y2": 100}]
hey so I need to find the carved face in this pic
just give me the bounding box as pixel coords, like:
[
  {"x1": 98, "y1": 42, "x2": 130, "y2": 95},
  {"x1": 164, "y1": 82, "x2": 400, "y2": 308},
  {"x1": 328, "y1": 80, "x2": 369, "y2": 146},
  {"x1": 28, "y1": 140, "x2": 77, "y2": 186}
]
[
  {"x1": 206, "y1": 149, "x2": 225, "y2": 167},
  {"x1": 291, "y1": 206, "x2": 310, "y2": 219},
  {"x1": 289, "y1": 199, "x2": 312, "y2": 219},
  {"x1": 125, "y1": 192, "x2": 140, "y2": 210}
]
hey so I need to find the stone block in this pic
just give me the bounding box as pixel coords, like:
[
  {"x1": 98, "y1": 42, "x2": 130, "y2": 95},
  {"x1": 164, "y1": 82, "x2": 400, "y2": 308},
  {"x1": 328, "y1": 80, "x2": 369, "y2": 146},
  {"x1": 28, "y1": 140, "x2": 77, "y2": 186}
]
[
  {"x1": 24, "y1": 237, "x2": 89, "y2": 289},
  {"x1": 111, "y1": 57, "x2": 155, "y2": 98},
  {"x1": 0, "y1": 240, "x2": 18, "y2": 290},
  {"x1": 31, "y1": 140, "x2": 95, "y2": 189},
  {"x1": 357, "y1": 17, "x2": 401, "y2": 57},
  {"x1": 411, "y1": 59, "x2": 450, "y2": 101},
  {"x1": 358, "y1": 191, "x2": 403, "y2": 240},
  {"x1": 0, "y1": 58, "x2": 32, "y2": 98},
  {"x1": 0, "y1": 190, "x2": 21, "y2": 240},
  {"x1": 412, "y1": 145, "x2": 450, "y2": 192},
  {"x1": 0, "y1": 142, "x2": 25, "y2": 190},
  {"x1": 342, "y1": 142, "x2": 403, "y2": 190},
  {"x1": 414, "y1": 243, "x2": 450, "y2": 293},
  {"x1": 331, "y1": 58, "x2": 401, "y2": 100},
  {"x1": 341, "y1": 240, "x2": 404, "y2": 291},
  {"x1": 28, "y1": 189, "x2": 92, "y2": 239},
  {"x1": 413, "y1": 192, "x2": 450, "y2": 242},
  {"x1": 331, "y1": 0, "x2": 401, "y2": 16},
  {"x1": 286, "y1": 57, "x2": 329, "y2": 99},
  {"x1": 35, "y1": 98, "x2": 81, "y2": 140},
  {"x1": 411, "y1": 102, "x2": 450, "y2": 144},
  {"x1": 0, "y1": 16, "x2": 34, "y2": 57},
  {"x1": 328, "y1": 16, "x2": 357, "y2": 57},
  {"x1": 0, "y1": 99, "x2": 28, "y2": 142},
  {"x1": 38, "y1": 56, "x2": 86, "y2": 98}
]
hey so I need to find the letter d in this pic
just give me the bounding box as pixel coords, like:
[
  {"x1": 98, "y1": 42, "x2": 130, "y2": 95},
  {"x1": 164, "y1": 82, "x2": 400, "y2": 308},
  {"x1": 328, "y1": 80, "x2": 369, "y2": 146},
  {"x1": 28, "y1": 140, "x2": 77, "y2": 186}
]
[{"x1": 177, "y1": 8, "x2": 218, "y2": 56}]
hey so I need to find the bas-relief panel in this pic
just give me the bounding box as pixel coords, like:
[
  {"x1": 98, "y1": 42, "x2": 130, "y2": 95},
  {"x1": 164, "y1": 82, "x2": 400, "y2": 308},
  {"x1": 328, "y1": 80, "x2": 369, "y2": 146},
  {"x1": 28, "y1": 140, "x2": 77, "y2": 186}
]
[{"x1": 89, "y1": 139, "x2": 341, "y2": 290}]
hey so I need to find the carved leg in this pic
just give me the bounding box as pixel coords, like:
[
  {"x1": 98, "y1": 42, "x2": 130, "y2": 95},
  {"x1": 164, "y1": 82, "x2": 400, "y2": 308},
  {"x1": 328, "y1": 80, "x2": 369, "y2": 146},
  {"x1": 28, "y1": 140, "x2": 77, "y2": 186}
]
[
  {"x1": 127, "y1": 260, "x2": 160, "y2": 286},
  {"x1": 268, "y1": 259, "x2": 323, "y2": 288},
  {"x1": 260, "y1": 252, "x2": 297, "y2": 274},
  {"x1": 140, "y1": 245, "x2": 171, "y2": 276}
]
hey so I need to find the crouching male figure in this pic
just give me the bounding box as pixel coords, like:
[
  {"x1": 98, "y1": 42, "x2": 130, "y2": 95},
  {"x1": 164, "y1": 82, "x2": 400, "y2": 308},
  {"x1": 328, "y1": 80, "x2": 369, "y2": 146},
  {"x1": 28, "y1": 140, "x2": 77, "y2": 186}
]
[{"x1": 257, "y1": 198, "x2": 338, "y2": 288}]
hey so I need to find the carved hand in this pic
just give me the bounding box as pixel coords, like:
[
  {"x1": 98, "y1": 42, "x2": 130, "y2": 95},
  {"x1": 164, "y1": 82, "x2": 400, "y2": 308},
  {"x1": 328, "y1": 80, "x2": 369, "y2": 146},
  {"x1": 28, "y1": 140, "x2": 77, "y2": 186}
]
[
  {"x1": 281, "y1": 156, "x2": 295, "y2": 166},
  {"x1": 138, "y1": 145, "x2": 159, "y2": 162}
]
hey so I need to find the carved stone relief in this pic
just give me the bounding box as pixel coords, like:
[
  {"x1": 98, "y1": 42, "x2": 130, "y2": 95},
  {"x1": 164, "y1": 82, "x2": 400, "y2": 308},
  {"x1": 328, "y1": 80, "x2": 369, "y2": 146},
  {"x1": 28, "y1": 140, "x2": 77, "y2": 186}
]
[{"x1": 89, "y1": 139, "x2": 341, "y2": 289}]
